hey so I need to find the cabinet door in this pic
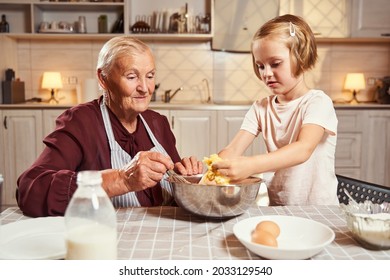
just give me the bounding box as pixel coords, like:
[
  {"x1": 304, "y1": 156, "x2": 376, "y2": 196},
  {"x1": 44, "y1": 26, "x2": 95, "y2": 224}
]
[
  {"x1": 170, "y1": 110, "x2": 217, "y2": 160},
  {"x1": 351, "y1": 0, "x2": 390, "y2": 37},
  {"x1": 152, "y1": 109, "x2": 170, "y2": 125},
  {"x1": 217, "y1": 110, "x2": 266, "y2": 156},
  {"x1": 335, "y1": 110, "x2": 364, "y2": 179},
  {"x1": 285, "y1": 0, "x2": 350, "y2": 37},
  {"x1": 1, "y1": 110, "x2": 43, "y2": 206},
  {"x1": 361, "y1": 111, "x2": 390, "y2": 186},
  {"x1": 42, "y1": 109, "x2": 65, "y2": 138},
  {"x1": 213, "y1": 0, "x2": 278, "y2": 52}
]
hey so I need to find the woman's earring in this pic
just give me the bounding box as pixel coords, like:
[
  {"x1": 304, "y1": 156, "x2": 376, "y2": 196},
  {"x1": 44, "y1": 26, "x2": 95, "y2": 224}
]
[{"x1": 289, "y1": 22, "x2": 296, "y2": 37}]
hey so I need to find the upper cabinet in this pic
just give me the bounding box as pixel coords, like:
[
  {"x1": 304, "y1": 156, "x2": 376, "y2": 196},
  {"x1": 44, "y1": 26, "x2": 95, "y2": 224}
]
[
  {"x1": 350, "y1": 0, "x2": 390, "y2": 37},
  {"x1": 281, "y1": 0, "x2": 350, "y2": 38},
  {"x1": 212, "y1": 0, "x2": 390, "y2": 52},
  {"x1": 0, "y1": 0, "x2": 213, "y2": 41},
  {"x1": 212, "y1": 0, "x2": 279, "y2": 52},
  {"x1": 282, "y1": 0, "x2": 390, "y2": 39}
]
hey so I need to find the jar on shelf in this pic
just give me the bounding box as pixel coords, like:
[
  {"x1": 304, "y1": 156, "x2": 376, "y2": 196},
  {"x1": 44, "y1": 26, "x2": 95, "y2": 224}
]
[
  {"x1": 64, "y1": 170, "x2": 117, "y2": 260},
  {"x1": 0, "y1": 14, "x2": 10, "y2": 33},
  {"x1": 98, "y1": 15, "x2": 108, "y2": 33}
]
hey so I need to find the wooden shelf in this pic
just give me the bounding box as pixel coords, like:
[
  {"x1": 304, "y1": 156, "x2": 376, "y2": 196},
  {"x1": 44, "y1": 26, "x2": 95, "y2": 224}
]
[
  {"x1": 315, "y1": 37, "x2": 390, "y2": 44},
  {"x1": 2, "y1": 32, "x2": 212, "y2": 42}
]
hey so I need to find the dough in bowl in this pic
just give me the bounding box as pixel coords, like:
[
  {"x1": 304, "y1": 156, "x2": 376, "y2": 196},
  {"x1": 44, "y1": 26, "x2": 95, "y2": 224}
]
[{"x1": 199, "y1": 154, "x2": 230, "y2": 186}]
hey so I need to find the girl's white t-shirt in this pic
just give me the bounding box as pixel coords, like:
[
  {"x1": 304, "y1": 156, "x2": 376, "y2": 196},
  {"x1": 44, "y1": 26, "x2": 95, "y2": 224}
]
[{"x1": 241, "y1": 90, "x2": 339, "y2": 206}]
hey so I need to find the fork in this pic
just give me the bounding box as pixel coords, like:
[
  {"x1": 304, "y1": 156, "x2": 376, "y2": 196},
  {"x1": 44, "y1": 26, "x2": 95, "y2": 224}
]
[{"x1": 166, "y1": 170, "x2": 191, "y2": 184}]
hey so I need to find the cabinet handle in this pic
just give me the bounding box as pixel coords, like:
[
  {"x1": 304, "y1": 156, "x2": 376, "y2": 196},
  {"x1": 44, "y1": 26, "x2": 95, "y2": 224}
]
[
  {"x1": 171, "y1": 116, "x2": 175, "y2": 129},
  {"x1": 3, "y1": 116, "x2": 7, "y2": 129}
]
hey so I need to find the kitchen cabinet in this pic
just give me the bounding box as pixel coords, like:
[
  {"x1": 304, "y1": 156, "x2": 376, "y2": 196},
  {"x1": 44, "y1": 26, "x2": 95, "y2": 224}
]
[
  {"x1": 212, "y1": 0, "x2": 279, "y2": 52},
  {"x1": 334, "y1": 110, "x2": 364, "y2": 179},
  {"x1": 217, "y1": 110, "x2": 266, "y2": 156},
  {"x1": 335, "y1": 108, "x2": 390, "y2": 187},
  {"x1": 361, "y1": 110, "x2": 390, "y2": 186},
  {"x1": 42, "y1": 109, "x2": 64, "y2": 137},
  {"x1": 0, "y1": 109, "x2": 43, "y2": 207},
  {"x1": 350, "y1": 0, "x2": 390, "y2": 37},
  {"x1": 281, "y1": 0, "x2": 350, "y2": 38},
  {"x1": 0, "y1": 0, "x2": 213, "y2": 41},
  {"x1": 169, "y1": 110, "x2": 217, "y2": 160}
]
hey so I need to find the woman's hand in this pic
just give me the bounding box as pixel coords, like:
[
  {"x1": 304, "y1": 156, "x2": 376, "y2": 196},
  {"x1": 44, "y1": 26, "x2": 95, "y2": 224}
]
[
  {"x1": 174, "y1": 156, "x2": 203, "y2": 176},
  {"x1": 101, "y1": 151, "x2": 174, "y2": 197}
]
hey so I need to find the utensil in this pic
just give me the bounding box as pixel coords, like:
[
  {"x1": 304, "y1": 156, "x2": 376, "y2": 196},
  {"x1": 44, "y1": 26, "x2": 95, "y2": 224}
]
[
  {"x1": 166, "y1": 169, "x2": 191, "y2": 184},
  {"x1": 343, "y1": 188, "x2": 359, "y2": 206}
]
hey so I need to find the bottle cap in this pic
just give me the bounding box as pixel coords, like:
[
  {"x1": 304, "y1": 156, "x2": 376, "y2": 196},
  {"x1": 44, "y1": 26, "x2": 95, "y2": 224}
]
[{"x1": 77, "y1": 170, "x2": 103, "y2": 185}]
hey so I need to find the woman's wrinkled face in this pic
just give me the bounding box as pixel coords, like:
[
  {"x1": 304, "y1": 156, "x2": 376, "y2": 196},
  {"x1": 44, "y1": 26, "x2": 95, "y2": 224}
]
[
  {"x1": 252, "y1": 37, "x2": 300, "y2": 97},
  {"x1": 103, "y1": 50, "x2": 155, "y2": 113}
]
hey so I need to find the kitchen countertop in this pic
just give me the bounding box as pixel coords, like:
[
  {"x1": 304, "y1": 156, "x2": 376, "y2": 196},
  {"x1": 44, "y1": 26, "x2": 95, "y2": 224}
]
[{"x1": 0, "y1": 101, "x2": 390, "y2": 110}]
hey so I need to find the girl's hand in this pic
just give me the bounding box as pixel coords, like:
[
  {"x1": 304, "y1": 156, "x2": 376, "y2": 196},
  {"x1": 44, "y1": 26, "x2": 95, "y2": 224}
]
[{"x1": 212, "y1": 156, "x2": 254, "y2": 182}]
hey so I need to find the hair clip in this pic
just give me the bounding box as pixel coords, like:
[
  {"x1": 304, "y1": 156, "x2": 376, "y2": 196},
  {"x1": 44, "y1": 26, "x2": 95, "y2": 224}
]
[{"x1": 289, "y1": 22, "x2": 296, "y2": 37}]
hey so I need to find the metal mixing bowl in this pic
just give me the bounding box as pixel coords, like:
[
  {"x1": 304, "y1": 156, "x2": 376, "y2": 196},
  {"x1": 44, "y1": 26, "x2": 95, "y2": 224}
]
[{"x1": 170, "y1": 174, "x2": 262, "y2": 218}]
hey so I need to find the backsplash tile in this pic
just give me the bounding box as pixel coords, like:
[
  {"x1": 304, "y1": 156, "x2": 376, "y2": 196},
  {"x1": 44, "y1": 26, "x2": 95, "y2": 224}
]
[{"x1": 15, "y1": 39, "x2": 390, "y2": 105}]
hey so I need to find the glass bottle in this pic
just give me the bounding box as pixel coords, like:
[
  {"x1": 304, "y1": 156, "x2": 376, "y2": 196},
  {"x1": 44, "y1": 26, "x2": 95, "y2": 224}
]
[
  {"x1": 0, "y1": 14, "x2": 10, "y2": 33},
  {"x1": 64, "y1": 171, "x2": 117, "y2": 260},
  {"x1": 98, "y1": 15, "x2": 108, "y2": 33}
]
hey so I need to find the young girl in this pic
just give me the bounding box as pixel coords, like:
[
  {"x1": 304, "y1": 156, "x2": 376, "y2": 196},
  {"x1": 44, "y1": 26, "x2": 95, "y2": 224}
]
[{"x1": 214, "y1": 14, "x2": 339, "y2": 206}]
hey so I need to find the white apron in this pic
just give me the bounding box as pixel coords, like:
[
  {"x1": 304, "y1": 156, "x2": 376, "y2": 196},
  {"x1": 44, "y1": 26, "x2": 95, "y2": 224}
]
[{"x1": 100, "y1": 102, "x2": 174, "y2": 207}]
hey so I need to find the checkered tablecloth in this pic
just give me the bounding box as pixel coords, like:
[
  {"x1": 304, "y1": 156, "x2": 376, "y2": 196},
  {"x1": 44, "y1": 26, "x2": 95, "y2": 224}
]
[{"x1": 1, "y1": 205, "x2": 389, "y2": 260}]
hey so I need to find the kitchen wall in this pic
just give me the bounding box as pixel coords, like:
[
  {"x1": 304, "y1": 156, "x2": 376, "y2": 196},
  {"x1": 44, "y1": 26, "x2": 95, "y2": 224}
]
[{"x1": 16, "y1": 39, "x2": 390, "y2": 105}]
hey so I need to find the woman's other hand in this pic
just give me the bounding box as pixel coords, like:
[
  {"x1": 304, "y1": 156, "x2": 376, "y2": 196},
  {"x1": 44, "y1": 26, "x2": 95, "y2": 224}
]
[{"x1": 174, "y1": 156, "x2": 203, "y2": 176}]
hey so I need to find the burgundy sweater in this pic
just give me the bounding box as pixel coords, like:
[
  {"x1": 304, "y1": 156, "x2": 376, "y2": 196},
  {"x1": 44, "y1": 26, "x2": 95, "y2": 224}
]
[{"x1": 17, "y1": 98, "x2": 181, "y2": 217}]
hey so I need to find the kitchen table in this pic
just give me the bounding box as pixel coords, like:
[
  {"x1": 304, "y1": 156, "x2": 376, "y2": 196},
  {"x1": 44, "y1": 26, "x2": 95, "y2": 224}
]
[{"x1": 0, "y1": 205, "x2": 389, "y2": 260}]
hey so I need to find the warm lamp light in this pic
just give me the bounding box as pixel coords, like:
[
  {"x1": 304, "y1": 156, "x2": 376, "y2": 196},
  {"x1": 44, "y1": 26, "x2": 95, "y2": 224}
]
[
  {"x1": 42, "y1": 72, "x2": 63, "y2": 104},
  {"x1": 344, "y1": 73, "x2": 366, "y2": 104}
]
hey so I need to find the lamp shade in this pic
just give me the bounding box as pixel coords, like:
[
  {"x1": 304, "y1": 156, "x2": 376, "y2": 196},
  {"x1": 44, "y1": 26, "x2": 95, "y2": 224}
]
[
  {"x1": 344, "y1": 73, "x2": 366, "y2": 91},
  {"x1": 42, "y1": 72, "x2": 63, "y2": 90}
]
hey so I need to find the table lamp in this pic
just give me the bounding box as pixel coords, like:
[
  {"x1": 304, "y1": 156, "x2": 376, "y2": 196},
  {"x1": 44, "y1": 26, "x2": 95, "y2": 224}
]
[
  {"x1": 41, "y1": 72, "x2": 63, "y2": 104},
  {"x1": 344, "y1": 73, "x2": 366, "y2": 104}
]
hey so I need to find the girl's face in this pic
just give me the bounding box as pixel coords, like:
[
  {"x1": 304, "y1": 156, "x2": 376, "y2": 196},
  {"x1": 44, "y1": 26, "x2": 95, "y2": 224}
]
[
  {"x1": 252, "y1": 37, "x2": 306, "y2": 102},
  {"x1": 102, "y1": 50, "x2": 156, "y2": 114}
]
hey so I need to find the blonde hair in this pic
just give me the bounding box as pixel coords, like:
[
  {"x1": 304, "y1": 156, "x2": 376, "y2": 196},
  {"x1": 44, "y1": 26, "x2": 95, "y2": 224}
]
[
  {"x1": 97, "y1": 36, "x2": 153, "y2": 77},
  {"x1": 251, "y1": 14, "x2": 317, "y2": 79}
]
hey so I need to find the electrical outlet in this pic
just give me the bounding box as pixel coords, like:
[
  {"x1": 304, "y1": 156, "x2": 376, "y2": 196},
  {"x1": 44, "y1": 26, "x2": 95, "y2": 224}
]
[
  {"x1": 367, "y1": 77, "x2": 376, "y2": 86},
  {"x1": 68, "y1": 76, "x2": 78, "y2": 85}
]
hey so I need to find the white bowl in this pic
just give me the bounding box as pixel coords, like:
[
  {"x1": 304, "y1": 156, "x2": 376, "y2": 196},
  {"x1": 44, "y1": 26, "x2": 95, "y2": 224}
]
[{"x1": 233, "y1": 215, "x2": 335, "y2": 260}]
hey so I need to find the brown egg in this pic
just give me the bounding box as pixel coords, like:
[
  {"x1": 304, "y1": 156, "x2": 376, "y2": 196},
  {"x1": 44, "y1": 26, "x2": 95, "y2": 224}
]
[
  {"x1": 255, "y1": 220, "x2": 280, "y2": 238},
  {"x1": 251, "y1": 230, "x2": 278, "y2": 247}
]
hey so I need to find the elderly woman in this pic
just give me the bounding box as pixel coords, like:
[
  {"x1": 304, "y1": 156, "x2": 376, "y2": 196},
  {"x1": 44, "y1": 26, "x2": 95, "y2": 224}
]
[{"x1": 17, "y1": 36, "x2": 202, "y2": 217}]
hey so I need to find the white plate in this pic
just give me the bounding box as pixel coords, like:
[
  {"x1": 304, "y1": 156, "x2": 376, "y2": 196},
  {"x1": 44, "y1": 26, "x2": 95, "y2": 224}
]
[
  {"x1": 233, "y1": 215, "x2": 335, "y2": 260},
  {"x1": 0, "y1": 217, "x2": 66, "y2": 260}
]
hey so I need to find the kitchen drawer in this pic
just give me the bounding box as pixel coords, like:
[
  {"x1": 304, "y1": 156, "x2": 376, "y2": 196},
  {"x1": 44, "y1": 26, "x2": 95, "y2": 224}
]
[
  {"x1": 335, "y1": 132, "x2": 362, "y2": 167},
  {"x1": 336, "y1": 110, "x2": 364, "y2": 132},
  {"x1": 335, "y1": 167, "x2": 361, "y2": 179}
]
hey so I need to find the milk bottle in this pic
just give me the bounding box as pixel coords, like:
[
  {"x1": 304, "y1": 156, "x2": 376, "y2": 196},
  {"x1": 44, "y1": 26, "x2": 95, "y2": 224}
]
[{"x1": 64, "y1": 171, "x2": 117, "y2": 260}]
